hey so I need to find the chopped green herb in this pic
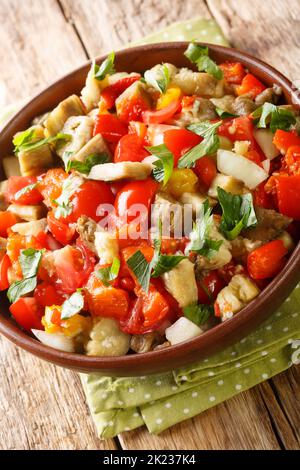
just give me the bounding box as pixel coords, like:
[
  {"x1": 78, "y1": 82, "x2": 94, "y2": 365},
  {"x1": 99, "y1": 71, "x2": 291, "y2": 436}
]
[
  {"x1": 66, "y1": 152, "x2": 110, "y2": 174},
  {"x1": 7, "y1": 248, "x2": 43, "y2": 303},
  {"x1": 14, "y1": 132, "x2": 71, "y2": 154},
  {"x1": 126, "y1": 250, "x2": 152, "y2": 293},
  {"x1": 144, "y1": 63, "x2": 170, "y2": 94},
  {"x1": 183, "y1": 303, "x2": 213, "y2": 326},
  {"x1": 146, "y1": 144, "x2": 174, "y2": 186},
  {"x1": 215, "y1": 107, "x2": 237, "y2": 119},
  {"x1": 61, "y1": 290, "x2": 84, "y2": 320},
  {"x1": 218, "y1": 187, "x2": 257, "y2": 240},
  {"x1": 96, "y1": 258, "x2": 121, "y2": 287},
  {"x1": 94, "y1": 52, "x2": 115, "y2": 81},
  {"x1": 252, "y1": 102, "x2": 296, "y2": 133},
  {"x1": 13, "y1": 127, "x2": 36, "y2": 153},
  {"x1": 53, "y1": 174, "x2": 83, "y2": 219},
  {"x1": 178, "y1": 120, "x2": 221, "y2": 168},
  {"x1": 14, "y1": 183, "x2": 38, "y2": 201},
  {"x1": 186, "y1": 200, "x2": 223, "y2": 258},
  {"x1": 184, "y1": 43, "x2": 223, "y2": 80}
]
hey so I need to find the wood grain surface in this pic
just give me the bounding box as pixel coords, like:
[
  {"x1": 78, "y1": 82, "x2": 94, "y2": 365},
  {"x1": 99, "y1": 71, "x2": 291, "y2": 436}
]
[{"x1": 0, "y1": 0, "x2": 299, "y2": 450}]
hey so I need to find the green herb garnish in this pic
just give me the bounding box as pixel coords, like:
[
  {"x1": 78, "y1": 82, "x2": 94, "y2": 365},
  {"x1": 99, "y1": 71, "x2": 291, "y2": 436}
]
[
  {"x1": 7, "y1": 248, "x2": 43, "y2": 303},
  {"x1": 144, "y1": 64, "x2": 170, "y2": 94},
  {"x1": 252, "y1": 102, "x2": 296, "y2": 133},
  {"x1": 183, "y1": 303, "x2": 213, "y2": 326},
  {"x1": 94, "y1": 52, "x2": 115, "y2": 81},
  {"x1": 184, "y1": 43, "x2": 223, "y2": 80},
  {"x1": 66, "y1": 152, "x2": 110, "y2": 174},
  {"x1": 96, "y1": 258, "x2": 121, "y2": 287},
  {"x1": 178, "y1": 120, "x2": 221, "y2": 168},
  {"x1": 61, "y1": 290, "x2": 84, "y2": 320},
  {"x1": 53, "y1": 174, "x2": 82, "y2": 219},
  {"x1": 217, "y1": 187, "x2": 257, "y2": 240},
  {"x1": 146, "y1": 144, "x2": 174, "y2": 186}
]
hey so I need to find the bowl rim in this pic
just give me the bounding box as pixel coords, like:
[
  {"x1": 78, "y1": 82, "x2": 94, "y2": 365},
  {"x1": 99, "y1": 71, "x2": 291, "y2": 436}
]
[{"x1": 1, "y1": 41, "x2": 300, "y2": 374}]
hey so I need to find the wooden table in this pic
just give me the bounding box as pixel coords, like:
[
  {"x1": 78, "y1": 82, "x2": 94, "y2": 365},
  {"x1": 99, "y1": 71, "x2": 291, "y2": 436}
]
[{"x1": 0, "y1": 0, "x2": 299, "y2": 450}]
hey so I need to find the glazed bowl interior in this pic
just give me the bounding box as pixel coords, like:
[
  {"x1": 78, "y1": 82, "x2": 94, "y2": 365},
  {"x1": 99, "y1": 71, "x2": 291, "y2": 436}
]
[{"x1": 1, "y1": 42, "x2": 300, "y2": 376}]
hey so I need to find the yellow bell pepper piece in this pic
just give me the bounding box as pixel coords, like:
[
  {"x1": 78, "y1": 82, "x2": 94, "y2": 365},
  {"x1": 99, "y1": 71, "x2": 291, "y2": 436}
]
[
  {"x1": 42, "y1": 305, "x2": 91, "y2": 337},
  {"x1": 164, "y1": 169, "x2": 198, "y2": 199},
  {"x1": 156, "y1": 86, "x2": 182, "y2": 110}
]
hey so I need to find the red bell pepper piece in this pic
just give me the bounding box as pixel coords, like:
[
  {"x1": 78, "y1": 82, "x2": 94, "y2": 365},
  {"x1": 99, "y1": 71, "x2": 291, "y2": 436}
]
[
  {"x1": 10, "y1": 297, "x2": 43, "y2": 332},
  {"x1": 273, "y1": 130, "x2": 300, "y2": 153},
  {"x1": 114, "y1": 134, "x2": 149, "y2": 163},
  {"x1": 236, "y1": 73, "x2": 266, "y2": 98},
  {"x1": 275, "y1": 174, "x2": 300, "y2": 219},
  {"x1": 142, "y1": 100, "x2": 180, "y2": 125},
  {"x1": 100, "y1": 74, "x2": 141, "y2": 109},
  {"x1": 93, "y1": 114, "x2": 128, "y2": 142},
  {"x1": 0, "y1": 211, "x2": 18, "y2": 238},
  {"x1": 163, "y1": 128, "x2": 201, "y2": 167},
  {"x1": 0, "y1": 254, "x2": 11, "y2": 290},
  {"x1": 247, "y1": 240, "x2": 287, "y2": 280},
  {"x1": 219, "y1": 62, "x2": 246, "y2": 84}
]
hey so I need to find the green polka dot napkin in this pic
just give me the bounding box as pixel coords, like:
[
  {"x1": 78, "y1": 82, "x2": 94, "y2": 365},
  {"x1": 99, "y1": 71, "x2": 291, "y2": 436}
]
[{"x1": 1, "y1": 18, "x2": 299, "y2": 440}]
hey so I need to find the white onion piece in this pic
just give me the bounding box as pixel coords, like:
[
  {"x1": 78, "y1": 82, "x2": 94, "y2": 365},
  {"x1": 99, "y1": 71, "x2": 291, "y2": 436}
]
[
  {"x1": 217, "y1": 149, "x2": 268, "y2": 189},
  {"x1": 165, "y1": 317, "x2": 203, "y2": 345},
  {"x1": 262, "y1": 159, "x2": 271, "y2": 173},
  {"x1": 253, "y1": 128, "x2": 280, "y2": 160},
  {"x1": 31, "y1": 329, "x2": 75, "y2": 353},
  {"x1": 147, "y1": 124, "x2": 179, "y2": 146}
]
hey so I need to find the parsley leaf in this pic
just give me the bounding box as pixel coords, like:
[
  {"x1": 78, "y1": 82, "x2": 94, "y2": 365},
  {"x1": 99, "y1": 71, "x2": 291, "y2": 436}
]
[
  {"x1": 94, "y1": 52, "x2": 115, "y2": 81},
  {"x1": 183, "y1": 303, "x2": 213, "y2": 326},
  {"x1": 7, "y1": 248, "x2": 43, "y2": 303},
  {"x1": 14, "y1": 183, "x2": 38, "y2": 201},
  {"x1": 13, "y1": 127, "x2": 36, "y2": 153},
  {"x1": 61, "y1": 290, "x2": 84, "y2": 320},
  {"x1": 144, "y1": 64, "x2": 170, "y2": 94},
  {"x1": 252, "y1": 102, "x2": 296, "y2": 133},
  {"x1": 184, "y1": 43, "x2": 223, "y2": 80},
  {"x1": 66, "y1": 152, "x2": 110, "y2": 174},
  {"x1": 178, "y1": 121, "x2": 221, "y2": 168},
  {"x1": 96, "y1": 258, "x2": 120, "y2": 287},
  {"x1": 53, "y1": 174, "x2": 83, "y2": 219},
  {"x1": 126, "y1": 221, "x2": 186, "y2": 292},
  {"x1": 14, "y1": 132, "x2": 71, "y2": 154},
  {"x1": 218, "y1": 187, "x2": 257, "y2": 240},
  {"x1": 146, "y1": 144, "x2": 174, "y2": 186},
  {"x1": 215, "y1": 107, "x2": 237, "y2": 119},
  {"x1": 185, "y1": 200, "x2": 223, "y2": 258},
  {"x1": 126, "y1": 250, "x2": 152, "y2": 292}
]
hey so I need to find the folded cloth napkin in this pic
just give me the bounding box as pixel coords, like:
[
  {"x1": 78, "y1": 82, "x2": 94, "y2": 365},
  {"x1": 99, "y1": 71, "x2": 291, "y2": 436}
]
[{"x1": 1, "y1": 17, "x2": 299, "y2": 440}]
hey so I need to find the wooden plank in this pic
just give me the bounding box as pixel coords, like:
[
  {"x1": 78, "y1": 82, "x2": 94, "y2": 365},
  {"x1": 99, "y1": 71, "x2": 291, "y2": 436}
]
[
  {"x1": 207, "y1": 0, "x2": 300, "y2": 79},
  {"x1": 58, "y1": 0, "x2": 211, "y2": 57},
  {"x1": 0, "y1": 0, "x2": 87, "y2": 107},
  {"x1": 119, "y1": 388, "x2": 281, "y2": 450},
  {"x1": 0, "y1": 336, "x2": 116, "y2": 449}
]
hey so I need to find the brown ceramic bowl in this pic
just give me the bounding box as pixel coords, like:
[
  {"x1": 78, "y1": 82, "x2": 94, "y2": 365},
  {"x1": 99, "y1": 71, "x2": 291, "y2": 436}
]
[{"x1": 1, "y1": 42, "x2": 300, "y2": 376}]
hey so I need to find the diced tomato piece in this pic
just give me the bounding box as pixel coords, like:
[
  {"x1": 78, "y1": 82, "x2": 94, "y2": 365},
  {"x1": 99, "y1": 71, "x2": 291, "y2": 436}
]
[
  {"x1": 181, "y1": 95, "x2": 197, "y2": 108},
  {"x1": 114, "y1": 134, "x2": 149, "y2": 163},
  {"x1": 219, "y1": 62, "x2": 246, "y2": 84},
  {"x1": 0, "y1": 254, "x2": 11, "y2": 290},
  {"x1": 275, "y1": 174, "x2": 300, "y2": 219},
  {"x1": 150, "y1": 277, "x2": 181, "y2": 321},
  {"x1": 218, "y1": 261, "x2": 246, "y2": 283},
  {"x1": 245, "y1": 149, "x2": 263, "y2": 166},
  {"x1": 10, "y1": 297, "x2": 43, "y2": 332},
  {"x1": 236, "y1": 73, "x2": 266, "y2": 98},
  {"x1": 120, "y1": 284, "x2": 169, "y2": 334},
  {"x1": 34, "y1": 282, "x2": 65, "y2": 307},
  {"x1": 143, "y1": 100, "x2": 180, "y2": 125},
  {"x1": 247, "y1": 240, "x2": 287, "y2": 280},
  {"x1": 39, "y1": 169, "x2": 68, "y2": 207},
  {"x1": 85, "y1": 274, "x2": 129, "y2": 320},
  {"x1": 100, "y1": 74, "x2": 141, "y2": 109},
  {"x1": 69, "y1": 180, "x2": 115, "y2": 223},
  {"x1": 6, "y1": 176, "x2": 43, "y2": 205},
  {"x1": 0, "y1": 211, "x2": 18, "y2": 238},
  {"x1": 128, "y1": 121, "x2": 147, "y2": 142},
  {"x1": 47, "y1": 211, "x2": 76, "y2": 246},
  {"x1": 116, "y1": 83, "x2": 152, "y2": 123},
  {"x1": 197, "y1": 271, "x2": 225, "y2": 304},
  {"x1": 119, "y1": 276, "x2": 136, "y2": 292},
  {"x1": 218, "y1": 116, "x2": 264, "y2": 158},
  {"x1": 281, "y1": 145, "x2": 300, "y2": 174},
  {"x1": 163, "y1": 129, "x2": 201, "y2": 167},
  {"x1": 253, "y1": 182, "x2": 274, "y2": 210},
  {"x1": 159, "y1": 237, "x2": 189, "y2": 255},
  {"x1": 54, "y1": 243, "x2": 95, "y2": 294},
  {"x1": 93, "y1": 114, "x2": 128, "y2": 142},
  {"x1": 114, "y1": 179, "x2": 159, "y2": 224},
  {"x1": 273, "y1": 130, "x2": 300, "y2": 153},
  {"x1": 194, "y1": 156, "x2": 217, "y2": 187}
]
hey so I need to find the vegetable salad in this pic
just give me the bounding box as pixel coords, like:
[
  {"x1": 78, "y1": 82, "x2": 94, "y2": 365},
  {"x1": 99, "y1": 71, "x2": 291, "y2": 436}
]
[{"x1": 0, "y1": 44, "x2": 299, "y2": 356}]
